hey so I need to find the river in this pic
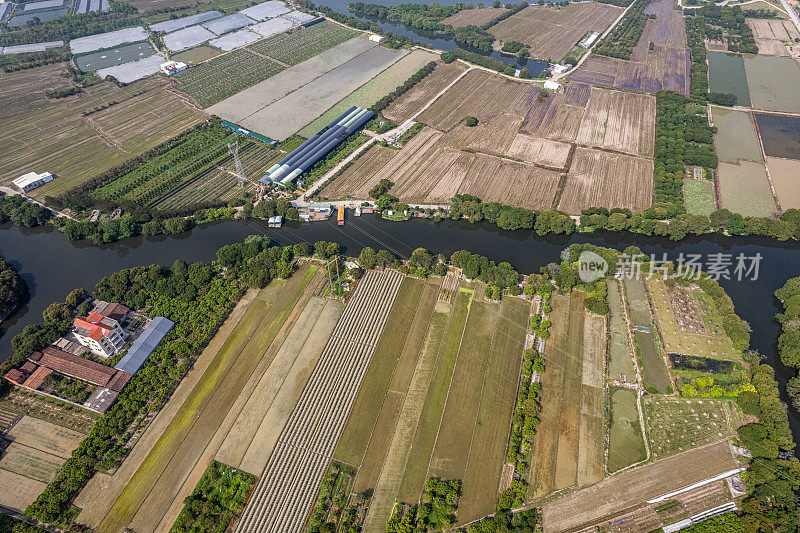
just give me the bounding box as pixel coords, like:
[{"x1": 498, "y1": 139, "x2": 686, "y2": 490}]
[
  {"x1": 316, "y1": 0, "x2": 558, "y2": 73},
  {"x1": 1, "y1": 216, "x2": 799, "y2": 443}
]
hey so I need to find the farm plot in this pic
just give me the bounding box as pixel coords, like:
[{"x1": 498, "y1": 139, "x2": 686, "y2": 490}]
[
  {"x1": 571, "y1": 0, "x2": 689, "y2": 96},
  {"x1": 97, "y1": 267, "x2": 320, "y2": 533},
  {"x1": 717, "y1": 160, "x2": 777, "y2": 217},
  {"x1": 174, "y1": 48, "x2": 285, "y2": 107},
  {"x1": 0, "y1": 443, "x2": 63, "y2": 482},
  {"x1": 623, "y1": 278, "x2": 672, "y2": 394},
  {"x1": 684, "y1": 179, "x2": 716, "y2": 216},
  {"x1": 235, "y1": 270, "x2": 404, "y2": 533},
  {"x1": 418, "y1": 69, "x2": 537, "y2": 131},
  {"x1": 755, "y1": 112, "x2": 800, "y2": 159},
  {"x1": 520, "y1": 90, "x2": 588, "y2": 143},
  {"x1": 766, "y1": 157, "x2": 800, "y2": 209},
  {"x1": 0, "y1": 67, "x2": 206, "y2": 196},
  {"x1": 383, "y1": 61, "x2": 468, "y2": 123},
  {"x1": 246, "y1": 20, "x2": 358, "y2": 65},
  {"x1": 557, "y1": 147, "x2": 653, "y2": 215},
  {"x1": 747, "y1": 18, "x2": 799, "y2": 56},
  {"x1": 644, "y1": 397, "x2": 736, "y2": 459},
  {"x1": 441, "y1": 6, "x2": 507, "y2": 27},
  {"x1": 488, "y1": 2, "x2": 623, "y2": 62},
  {"x1": 297, "y1": 49, "x2": 437, "y2": 138},
  {"x1": 91, "y1": 122, "x2": 273, "y2": 212},
  {"x1": 96, "y1": 54, "x2": 164, "y2": 84},
  {"x1": 3, "y1": 416, "x2": 84, "y2": 457},
  {"x1": 505, "y1": 134, "x2": 572, "y2": 168},
  {"x1": 74, "y1": 41, "x2": 155, "y2": 71},
  {"x1": 575, "y1": 87, "x2": 656, "y2": 157},
  {"x1": 541, "y1": 441, "x2": 739, "y2": 533},
  {"x1": 707, "y1": 51, "x2": 752, "y2": 108},
  {"x1": 171, "y1": 45, "x2": 222, "y2": 65},
  {"x1": 743, "y1": 54, "x2": 800, "y2": 113},
  {"x1": 528, "y1": 292, "x2": 605, "y2": 500},
  {"x1": 236, "y1": 45, "x2": 407, "y2": 140},
  {"x1": 214, "y1": 297, "x2": 343, "y2": 476},
  {"x1": 207, "y1": 38, "x2": 375, "y2": 124},
  {"x1": 69, "y1": 26, "x2": 148, "y2": 54},
  {"x1": 607, "y1": 388, "x2": 646, "y2": 473},
  {"x1": 645, "y1": 278, "x2": 742, "y2": 361},
  {"x1": 0, "y1": 469, "x2": 46, "y2": 513},
  {"x1": 710, "y1": 106, "x2": 762, "y2": 164},
  {"x1": 608, "y1": 280, "x2": 636, "y2": 384}
]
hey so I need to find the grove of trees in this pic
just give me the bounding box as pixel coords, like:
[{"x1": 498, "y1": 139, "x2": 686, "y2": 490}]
[{"x1": 0, "y1": 258, "x2": 27, "y2": 319}]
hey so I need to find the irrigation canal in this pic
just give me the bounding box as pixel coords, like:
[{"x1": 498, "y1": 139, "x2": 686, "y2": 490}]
[{"x1": 1, "y1": 215, "x2": 799, "y2": 445}]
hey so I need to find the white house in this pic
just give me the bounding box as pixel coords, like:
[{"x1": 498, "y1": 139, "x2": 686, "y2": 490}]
[
  {"x1": 160, "y1": 60, "x2": 187, "y2": 75},
  {"x1": 544, "y1": 80, "x2": 562, "y2": 91},
  {"x1": 72, "y1": 304, "x2": 129, "y2": 357},
  {"x1": 368, "y1": 34, "x2": 384, "y2": 43},
  {"x1": 12, "y1": 171, "x2": 54, "y2": 193}
]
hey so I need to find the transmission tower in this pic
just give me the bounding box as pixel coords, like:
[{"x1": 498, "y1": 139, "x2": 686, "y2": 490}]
[{"x1": 227, "y1": 140, "x2": 246, "y2": 187}]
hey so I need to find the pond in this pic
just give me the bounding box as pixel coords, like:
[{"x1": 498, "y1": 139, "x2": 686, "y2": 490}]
[{"x1": 1, "y1": 216, "x2": 799, "y2": 443}]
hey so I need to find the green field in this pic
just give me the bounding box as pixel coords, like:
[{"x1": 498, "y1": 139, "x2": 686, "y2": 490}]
[
  {"x1": 607, "y1": 388, "x2": 646, "y2": 472},
  {"x1": 718, "y1": 160, "x2": 777, "y2": 218},
  {"x1": 707, "y1": 51, "x2": 751, "y2": 107},
  {"x1": 710, "y1": 106, "x2": 762, "y2": 164},
  {"x1": 397, "y1": 290, "x2": 471, "y2": 503},
  {"x1": 623, "y1": 279, "x2": 672, "y2": 394},
  {"x1": 175, "y1": 48, "x2": 285, "y2": 108},
  {"x1": 98, "y1": 267, "x2": 317, "y2": 533},
  {"x1": 683, "y1": 179, "x2": 716, "y2": 216},
  {"x1": 247, "y1": 21, "x2": 359, "y2": 66},
  {"x1": 297, "y1": 50, "x2": 435, "y2": 138},
  {"x1": 92, "y1": 122, "x2": 280, "y2": 213},
  {"x1": 743, "y1": 54, "x2": 800, "y2": 113},
  {"x1": 608, "y1": 280, "x2": 636, "y2": 383},
  {"x1": 644, "y1": 397, "x2": 737, "y2": 459}
]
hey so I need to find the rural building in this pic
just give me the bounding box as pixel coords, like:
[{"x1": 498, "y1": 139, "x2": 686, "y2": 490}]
[
  {"x1": 579, "y1": 31, "x2": 600, "y2": 48},
  {"x1": 259, "y1": 106, "x2": 374, "y2": 186},
  {"x1": 12, "y1": 171, "x2": 53, "y2": 193},
  {"x1": 160, "y1": 60, "x2": 187, "y2": 75},
  {"x1": 308, "y1": 202, "x2": 332, "y2": 214},
  {"x1": 114, "y1": 316, "x2": 174, "y2": 375},
  {"x1": 268, "y1": 215, "x2": 283, "y2": 227},
  {"x1": 368, "y1": 34, "x2": 383, "y2": 42},
  {"x1": 72, "y1": 303, "x2": 129, "y2": 357},
  {"x1": 544, "y1": 80, "x2": 562, "y2": 91}
]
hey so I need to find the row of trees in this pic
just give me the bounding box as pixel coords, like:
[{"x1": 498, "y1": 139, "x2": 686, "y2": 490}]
[
  {"x1": 594, "y1": 0, "x2": 652, "y2": 59},
  {"x1": 371, "y1": 61, "x2": 436, "y2": 113},
  {"x1": 775, "y1": 277, "x2": 800, "y2": 410},
  {"x1": 0, "y1": 47, "x2": 71, "y2": 72},
  {"x1": 698, "y1": 5, "x2": 758, "y2": 54},
  {"x1": 0, "y1": 258, "x2": 26, "y2": 320}
]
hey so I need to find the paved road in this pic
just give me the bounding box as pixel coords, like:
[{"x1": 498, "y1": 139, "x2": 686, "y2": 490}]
[{"x1": 779, "y1": 0, "x2": 800, "y2": 35}]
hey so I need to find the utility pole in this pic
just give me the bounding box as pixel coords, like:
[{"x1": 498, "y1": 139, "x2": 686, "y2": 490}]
[{"x1": 228, "y1": 140, "x2": 246, "y2": 187}]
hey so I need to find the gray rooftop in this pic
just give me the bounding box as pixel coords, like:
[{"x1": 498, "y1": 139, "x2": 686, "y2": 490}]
[
  {"x1": 114, "y1": 317, "x2": 174, "y2": 375},
  {"x1": 149, "y1": 10, "x2": 222, "y2": 33},
  {"x1": 240, "y1": 1, "x2": 290, "y2": 21},
  {"x1": 202, "y1": 13, "x2": 255, "y2": 35}
]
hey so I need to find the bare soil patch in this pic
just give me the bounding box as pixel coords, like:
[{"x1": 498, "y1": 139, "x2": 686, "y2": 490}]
[
  {"x1": 441, "y1": 7, "x2": 508, "y2": 27},
  {"x1": 383, "y1": 61, "x2": 468, "y2": 123},
  {"x1": 575, "y1": 87, "x2": 656, "y2": 157}
]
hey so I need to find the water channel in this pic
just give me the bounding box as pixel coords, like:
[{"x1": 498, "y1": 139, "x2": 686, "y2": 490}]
[{"x1": 1, "y1": 216, "x2": 798, "y2": 444}]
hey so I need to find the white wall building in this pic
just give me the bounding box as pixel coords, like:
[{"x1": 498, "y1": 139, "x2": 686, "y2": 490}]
[
  {"x1": 13, "y1": 171, "x2": 54, "y2": 193},
  {"x1": 72, "y1": 306, "x2": 128, "y2": 357}
]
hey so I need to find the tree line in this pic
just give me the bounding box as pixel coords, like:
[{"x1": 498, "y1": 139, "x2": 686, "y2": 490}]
[
  {"x1": 594, "y1": 0, "x2": 652, "y2": 60},
  {"x1": 0, "y1": 194, "x2": 52, "y2": 229},
  {"x1": 775, "y1": 277, "x2": 800, "y2": 411},
  {"x1": 386, "y1": 478, "x2": 461, "y2": 532},
  {"x1": 0, "y1": 258, "x2": 27, "y2": 320}
]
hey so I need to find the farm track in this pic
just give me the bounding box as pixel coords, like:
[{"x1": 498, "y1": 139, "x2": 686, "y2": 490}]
[{"x1": 236, "y1": 270, "x2": 404, "y2": 533}]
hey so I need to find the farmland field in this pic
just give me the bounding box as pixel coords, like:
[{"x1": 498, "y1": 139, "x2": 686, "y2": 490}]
[
  {"x1": 297, "y1": 49, "x2": 436, "y2": 138},
  {"x1": 232, "y1": 45, "x2": 407, "y2": 140},
  {"x1": 717, "y1": 160, "x2": 777, "y2": 217},
  {"x1": 174, "y1": 48, "x2": 285, "y2": 108},
  {"x1": 488, "y1": 2, "x2": 623, "y2": 62},
  {"x1": 623, "y1": 278, "x2": 672, "y2": 394},
  {"x1": 541, "y1": 441, "x2": 739, "y2": 533},
  {"x1": 0, "y1": 469, "x2": 46, "y2": 513},
  {"x1": 608, "y1": 280, "x2": 636, "y2": 383},
  {"x1": 96, "y1": 267, "x2": 320, "y2": 533},
  {"x1": 766, "y1": 156, "x2": 800, "y2": 209},
  {"x1": 645, "y1": 278, "x2": 742, "y2": 361},
  {"x1": 4, "y1": 416, "x2": 85, "y2": 457},
  {"x1": 528, "y1": 292, "x2": 605, "y2": 501},
  {"x1": 246, "y1": 21, "x2": 358, "y2": 65},
  {"x1": 683, "y1": 179, "x2": 716, "y2": 216},
  {"x1": 755, "y1": 113, "x2": 800, "y2": 159},
  {"x1": 710, "y1": 106, "x2": 762, "y2": 164},
  {"x1": 0, "y1": 66, "x2": 206, "y2": 196},
  {"x1": 747, "y1": 18, "x2": 799, "y2": 56},
  {"x1": 441, "y1": 6, "x2": 507, "y2": 27},
  {"x1": 743, "y1": 54, "x2": 800, "y2": 113},
  {"x1": 571, "y1": 0, "x2": 689, "y2": 96},
  {"x1": 557, "y1": 147, "x2": 653, "y2": 214},
  {"x1": 707, "y1": 52, "x2": 752, "y2": 107},
  {"x1": 574, "y1": 87, "x2": 656, "y2": 157},
  {"x1": 383, "y1": 61, "x2": 468, "y2": 123},
  {"x1": 607, "y1": 388, "x2": 646, "y2": 473},
  {"x1": 0, "y1": 443, "x2": 63, "y2": 482},
  {"x1": 236, "y1": 271, "x2": 404, "y2": 532},
  {"x1": 644, "y1": 397, "x2": 737, "y2": 459},
  {"x1": 91, "y1": 122, "x2": 274, "y2": 212}
]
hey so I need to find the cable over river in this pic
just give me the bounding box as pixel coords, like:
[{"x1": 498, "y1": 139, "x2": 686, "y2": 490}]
[{"x1": 1, "y1": 215, "x2": 799, "y2": 442}]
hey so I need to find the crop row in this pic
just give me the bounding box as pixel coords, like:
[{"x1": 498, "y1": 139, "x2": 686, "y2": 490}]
[
  {"x1": 236, "y1": 270, "x2": 404, "y2": 533},
  {"x1": 246, "y1": 21, "x2": 358, "y2": 65}
]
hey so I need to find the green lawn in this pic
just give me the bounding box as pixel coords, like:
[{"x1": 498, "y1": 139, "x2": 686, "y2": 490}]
[
  {"x1": 683, "y1": 179, "x2": 716, "y2": 216},
  {"x1": 607, "y1": 388, "x2": 646, "y2": 472}
]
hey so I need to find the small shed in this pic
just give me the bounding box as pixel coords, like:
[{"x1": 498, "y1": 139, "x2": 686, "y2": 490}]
[
  {"x1": 308, "y1": 202, "x2": 332, "y2": 213},
  {"x1": 544, "y1": 80, "x2": 561, "y2": 91},
  {"x1": 368, "y1": 34, "x2": 383, "y2": 43}
]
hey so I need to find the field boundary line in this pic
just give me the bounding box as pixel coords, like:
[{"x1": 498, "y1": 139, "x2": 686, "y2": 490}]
[{"x1": 751, "y1": 111, "x2": 782, "y2": 212}]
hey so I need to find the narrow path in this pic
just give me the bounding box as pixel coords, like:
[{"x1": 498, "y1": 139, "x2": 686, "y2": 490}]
[{"x1": 779, "y1": 0, "x2": 800, "y2": 34}]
